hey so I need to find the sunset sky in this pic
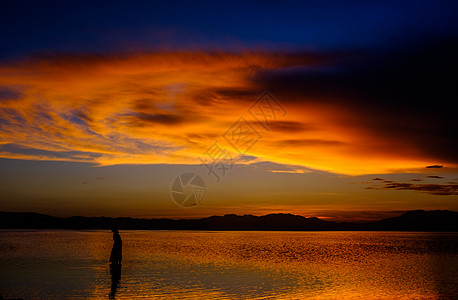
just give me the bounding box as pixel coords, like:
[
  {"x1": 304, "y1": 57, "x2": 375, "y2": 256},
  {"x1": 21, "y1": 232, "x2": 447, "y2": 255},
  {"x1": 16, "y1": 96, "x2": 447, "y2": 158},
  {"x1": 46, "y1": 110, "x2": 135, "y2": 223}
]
[{"x1": 1, "y1": 1, "x2": 457, "y2": 221}]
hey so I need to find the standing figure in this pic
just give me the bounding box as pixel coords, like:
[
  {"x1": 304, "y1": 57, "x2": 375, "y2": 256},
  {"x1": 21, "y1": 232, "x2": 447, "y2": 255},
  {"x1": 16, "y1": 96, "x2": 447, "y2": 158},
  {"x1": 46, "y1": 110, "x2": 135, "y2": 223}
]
[
  {"x1": 109, "y1": 226, "x2": 122, "y2": 299},
  {"x1": 109, "y1": 225, "x2": 122, "y2": 264}
]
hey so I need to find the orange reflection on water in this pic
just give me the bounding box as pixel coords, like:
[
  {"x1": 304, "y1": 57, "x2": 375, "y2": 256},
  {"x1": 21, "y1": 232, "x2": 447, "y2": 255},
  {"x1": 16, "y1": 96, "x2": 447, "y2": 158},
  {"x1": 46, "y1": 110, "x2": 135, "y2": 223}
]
[{"x1": 0, "y1": 230, "x2": 456, "y2": 299}]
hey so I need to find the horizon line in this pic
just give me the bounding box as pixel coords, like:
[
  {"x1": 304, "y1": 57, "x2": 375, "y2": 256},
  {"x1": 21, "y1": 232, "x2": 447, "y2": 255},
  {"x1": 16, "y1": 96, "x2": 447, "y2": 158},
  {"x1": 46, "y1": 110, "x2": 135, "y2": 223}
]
[{"x1": 2, "y1": 209, "x2": 456, "y2": 223}]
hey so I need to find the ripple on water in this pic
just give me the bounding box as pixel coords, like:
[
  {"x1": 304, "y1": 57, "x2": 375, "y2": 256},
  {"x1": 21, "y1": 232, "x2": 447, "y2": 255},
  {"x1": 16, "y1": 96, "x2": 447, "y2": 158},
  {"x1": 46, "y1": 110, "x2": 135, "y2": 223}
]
[{"x1": 0, "y1": 230, "x2": 457, "y2": 299}]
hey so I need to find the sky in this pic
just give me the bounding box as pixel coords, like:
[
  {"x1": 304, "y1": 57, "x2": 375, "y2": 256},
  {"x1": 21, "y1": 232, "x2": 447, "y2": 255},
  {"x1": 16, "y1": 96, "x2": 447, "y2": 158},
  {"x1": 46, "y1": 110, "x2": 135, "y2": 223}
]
[{"x1": 0, "y1": 0, "x2": 457, "y2": 221}]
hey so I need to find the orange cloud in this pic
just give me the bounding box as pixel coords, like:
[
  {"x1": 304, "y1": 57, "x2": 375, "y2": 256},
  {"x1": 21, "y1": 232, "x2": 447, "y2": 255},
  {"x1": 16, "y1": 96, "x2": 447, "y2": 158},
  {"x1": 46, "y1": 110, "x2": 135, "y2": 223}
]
[{"x1": 0, "y1": 51, "x2": 454, "y2": 174}]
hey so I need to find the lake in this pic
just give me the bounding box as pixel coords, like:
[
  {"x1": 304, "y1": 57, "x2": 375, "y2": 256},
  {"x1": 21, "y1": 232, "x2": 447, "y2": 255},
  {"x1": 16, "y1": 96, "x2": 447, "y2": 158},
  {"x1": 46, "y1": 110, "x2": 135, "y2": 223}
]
[{"x1": 0, "y1": 230, "x2": 457, "y2": 299}]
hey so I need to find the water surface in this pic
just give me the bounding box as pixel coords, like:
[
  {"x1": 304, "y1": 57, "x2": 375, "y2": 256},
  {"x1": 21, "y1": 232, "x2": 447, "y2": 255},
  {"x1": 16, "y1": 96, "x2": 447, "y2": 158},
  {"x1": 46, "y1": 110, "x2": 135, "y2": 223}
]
[{"x1": 0, "y1": 230, "x2": 457, "y2": 299}]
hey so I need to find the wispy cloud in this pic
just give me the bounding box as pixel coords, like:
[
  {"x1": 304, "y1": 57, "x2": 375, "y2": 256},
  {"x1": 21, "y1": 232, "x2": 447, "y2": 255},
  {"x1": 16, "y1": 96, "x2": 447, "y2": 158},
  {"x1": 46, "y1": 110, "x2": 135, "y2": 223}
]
[{"x1": 0, "y1": 49, "x2": 456, "y2": 174}]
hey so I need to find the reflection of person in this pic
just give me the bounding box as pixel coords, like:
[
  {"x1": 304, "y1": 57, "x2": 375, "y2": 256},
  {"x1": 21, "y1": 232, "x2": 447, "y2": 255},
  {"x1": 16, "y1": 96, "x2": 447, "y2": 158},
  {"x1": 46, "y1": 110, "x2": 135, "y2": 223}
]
[
  {"x1": 109, "y1": 226, "x2": 122, "y2": 264},
  {"x1": 109, "y1": 263, "x2": 121, "y2": 299}
]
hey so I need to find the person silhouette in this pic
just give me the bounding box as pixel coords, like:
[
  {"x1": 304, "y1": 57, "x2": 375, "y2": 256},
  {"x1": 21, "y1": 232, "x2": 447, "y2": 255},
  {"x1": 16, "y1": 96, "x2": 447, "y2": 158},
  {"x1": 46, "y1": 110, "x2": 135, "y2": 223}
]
[
  {"x1": 109, "y1": 225, "x2": 122, "y2": 264},
  {"x1": 109, "y1": 225, "x2": 122, "y2": 299}
]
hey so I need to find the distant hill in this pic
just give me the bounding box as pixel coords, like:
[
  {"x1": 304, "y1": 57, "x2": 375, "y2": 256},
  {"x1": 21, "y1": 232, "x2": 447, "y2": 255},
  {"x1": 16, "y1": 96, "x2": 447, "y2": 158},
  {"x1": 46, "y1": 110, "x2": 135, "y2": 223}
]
[
  {"x1": 365, "y1": 210, "x2": 458, "y2": 231},
  {"x1": 0, "y1": 210, "x2": 457, "y2": 231}
]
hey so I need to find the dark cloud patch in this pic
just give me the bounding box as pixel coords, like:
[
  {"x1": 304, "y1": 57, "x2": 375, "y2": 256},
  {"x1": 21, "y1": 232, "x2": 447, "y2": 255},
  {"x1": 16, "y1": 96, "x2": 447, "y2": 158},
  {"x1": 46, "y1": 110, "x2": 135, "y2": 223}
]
[
  {"x1": 253, "y1": 38, "x2": 458, "y2": 164},
  {"x1": 372, "y1": 177, "x2": 384, "y2": 181},
  {"x1": 0, "y1": 143, "x2": 103, "y2": 161},
  {"x1": 0, "y1": 86, "x2": 23, "y2": 101},
  {"x1": 191, "y1": 92, "x2": 222, "y2": 107},
  {"x1": 36, "y1": 111, "x2": 54, "y2": 122},
  {"x1": 410, "y1": 179, "x2": 423, "y2": 181},
  {"x1": 132, "y1": 98, "x2": 158, "y2": 112},
  {"x1": 211, "y1": 88, "x2": 260, "y2": 100},
  {"x1": 237, "y1": 155, "x2": 258, "y2": 162},
  {"x1": 75, "y1": 110, "x2": 92, "y2": 123},
  {"x1": 367, "y1": 180, "x2": 458, "y2": 195},
  {"x1": 385, "y1": 183, "x2": 413, "y2": 189},
  {"x1": 0, "y1": 108, "x2": 26, "y2": 127},
  {"x1": 265, "y1": 120, "x2": 316, "y2": 133},
  {"x1": 60, "y1": 110, "x2": 102, "y2": 137},
  {"x1": 190, "y1": 88, "x2": 261, "y2": 107},
  {"x1": 63, "y1": 111, "x2": 90, "y2": 127},
  {"x1": 184, "y1": 133, "x2": 219, "y2": 146},
  {"x1": 250, "y1": 160, "x2": 317, "y2": 174},
  {"x1": 277, "y1": 139, "x2": 344, "y2": 147},
  {"x1": 135, "y1": 113, "x2": 184, "y2": 125},
  {"x1": 427, "y1": 175, "x2": 443, "y2": 179},
  {"x1": 186, "y1": 133, "x2": 219, "y2": 140},
  {"x1": 426, "y1": 165, "x2": 443, "y2": 168},
  {"x1": 245, "y1": 120, "x2": 316, "y2": 133},
  {"x1": 131, "y1": 99, "x2": 188, "y2": 124}
]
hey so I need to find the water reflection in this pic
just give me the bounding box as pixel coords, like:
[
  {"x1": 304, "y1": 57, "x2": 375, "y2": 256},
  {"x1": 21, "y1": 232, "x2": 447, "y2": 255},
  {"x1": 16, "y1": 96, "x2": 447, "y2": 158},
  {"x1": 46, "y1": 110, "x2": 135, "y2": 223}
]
[
  {"x1": 0, "y1": 230, "x2": 456, "y2": 299},
  {"x1": 109, "y1": 263, "x2": 121, "y2": 299}
]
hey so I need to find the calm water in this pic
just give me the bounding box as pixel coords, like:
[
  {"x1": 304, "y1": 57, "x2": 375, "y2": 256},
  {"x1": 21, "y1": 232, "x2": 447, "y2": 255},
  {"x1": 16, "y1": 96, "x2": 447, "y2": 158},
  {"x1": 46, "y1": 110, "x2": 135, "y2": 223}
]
[{"x1": 0, "y1": 230, "x2": 457, "y2": 299}]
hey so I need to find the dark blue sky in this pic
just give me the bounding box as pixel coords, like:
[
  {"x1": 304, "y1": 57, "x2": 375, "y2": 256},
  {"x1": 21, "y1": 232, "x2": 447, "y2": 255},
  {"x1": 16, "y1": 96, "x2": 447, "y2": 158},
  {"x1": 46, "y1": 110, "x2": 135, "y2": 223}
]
[{"x1": 1, "y1": 0, "x2": 458, "y2": 59}]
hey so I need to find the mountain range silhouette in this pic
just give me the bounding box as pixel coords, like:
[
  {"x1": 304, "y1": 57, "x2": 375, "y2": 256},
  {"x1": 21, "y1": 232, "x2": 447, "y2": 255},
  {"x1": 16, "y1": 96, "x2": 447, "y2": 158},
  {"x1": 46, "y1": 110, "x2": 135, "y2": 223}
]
[{"x1": 0, "y1": 210, "x2": 457, "y2": 231}]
